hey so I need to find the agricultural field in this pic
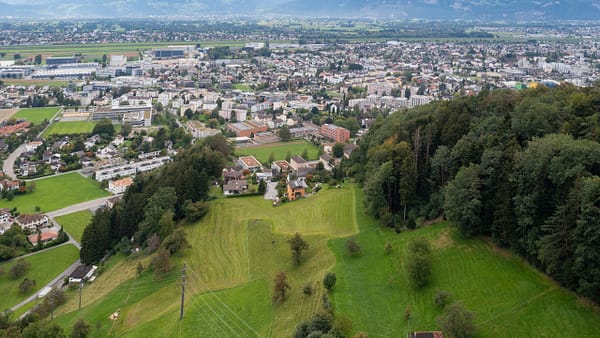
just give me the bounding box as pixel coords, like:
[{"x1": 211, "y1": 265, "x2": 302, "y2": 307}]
[
  {"x1": 54, "y1": 210, "x2": 93, "y2": 243},
  {"x1": 0, "y1": 244, "x2": 79, "y2": 311},
  {"x1": 235, "y1": 140, "x2": 320, "y2": 164},
  {"x1": 43, "y1": 121, "x2": 96, "y2": 137},
  {"x1": 0, "y1": 173, "x2": 109, "y2": 214},
  {"x1": 13, "y1": 107, "x2": 61, "y2": 124},
  {"x1": 52, "y1": 185, "x2": 600, "y2": 337}
]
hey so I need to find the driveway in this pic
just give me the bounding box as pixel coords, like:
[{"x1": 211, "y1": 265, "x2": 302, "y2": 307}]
[{"x1": 264, "y1": 182, "x2": 278, "y2": 200}]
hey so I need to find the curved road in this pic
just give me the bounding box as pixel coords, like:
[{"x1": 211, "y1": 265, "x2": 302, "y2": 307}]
[{"x1": 8, "y1": 194, "x2": 121, "y2": 314}]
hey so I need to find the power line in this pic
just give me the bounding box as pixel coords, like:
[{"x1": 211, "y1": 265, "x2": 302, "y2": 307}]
[
  {"x1": 184, "y1": 281, "x2": 244, "y2": 338},
  {"x1": 187, "y1": 267, "x2": 263, "y2": 338}
]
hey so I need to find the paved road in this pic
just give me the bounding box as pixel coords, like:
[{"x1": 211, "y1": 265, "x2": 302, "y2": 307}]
[
  {"x1": 3, "y1": 107, "x2": 62, "y2": 180},
  {"x1": 3, "y1": 144, "x2": 25, "y2": 180},
  {"x1": 45, "y1": 194, "x2": 121, "y2": 218},
  {"x1": 10, "y1": 258, "x2": 81, "y2": 313}
]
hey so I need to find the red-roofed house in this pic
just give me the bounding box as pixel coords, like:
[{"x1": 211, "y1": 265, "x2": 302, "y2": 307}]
[{"x1": 28, "y1": 230, "x2": 59, "y2": 246}]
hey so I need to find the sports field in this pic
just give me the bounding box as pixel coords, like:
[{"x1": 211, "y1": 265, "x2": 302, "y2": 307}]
[
  {"x1": 14, "y1": 107, "x2": 61, "y2": 124},
  {"x1": 235, "y1": 140, "x2": 320, "y2": 164},
  {"x1": 0, "y1": 173, "x2": 109, "y2": 214},
  {"x1": 43, "y1": 121, "x2": 96, "y2": 136}
]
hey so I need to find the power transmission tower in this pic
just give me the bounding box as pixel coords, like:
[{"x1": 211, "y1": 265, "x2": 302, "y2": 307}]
[{"x1": 180, "y1": 262, "x2": 187, "y2": 320}]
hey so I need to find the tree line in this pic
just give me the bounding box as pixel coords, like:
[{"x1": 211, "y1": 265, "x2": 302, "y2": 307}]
[
  {"x1": 350, "y1": 84, "x2": 600, "y2": 303},
  {"x1": 80, "y1": 135, "x2": 231, "y2": 265}
]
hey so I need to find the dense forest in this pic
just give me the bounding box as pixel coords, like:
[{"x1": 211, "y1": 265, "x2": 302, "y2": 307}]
[
  {"x1": 350, "y1": 84, "x2": 600, "y2": 303},
  {"x1": 79, "y1": 135, "x2": 231, "y2": 265}
]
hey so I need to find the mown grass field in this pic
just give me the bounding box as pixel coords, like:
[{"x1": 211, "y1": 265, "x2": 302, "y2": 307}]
[
  {"x1": 43, "y1": 121, "x2": 96, "y2": 137},
  {"x1": 0, "y1": 244, "x2": 79, "y2": 311},
  {"x1": 54, "y1": 210, "x2": 93, "y2": 243},
  {"x1": 235, "y1": 140, "x2": 320, "y2": 164},
  {"x1": 14, "y1": 107, "x2": 61, "y2": 124},
  {"x1": 0, "y1": 173, "x2": 109, "y2": 214},
  {"x1": 52, "y1": 185, "x2": 600, "y2": 337}
]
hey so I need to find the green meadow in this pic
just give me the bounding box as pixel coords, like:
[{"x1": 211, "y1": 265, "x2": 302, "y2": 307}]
[
  {"x1": 0, "y1": 244, "x2": 79, "y2": 311},
  {"x1": 52, "y1": 185, "x2": 600, "y2": 337},
  {"x1": 0, "y1": 173, "x2": 109, "y2": 214},
  {"x1": 54, "y1": 210, "x2": 93, "y2": 243}
]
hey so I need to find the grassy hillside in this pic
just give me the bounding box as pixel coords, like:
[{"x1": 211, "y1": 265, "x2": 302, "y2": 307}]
[{"x1": 52, "y1": 185, "x2": 600, "y2": 337}]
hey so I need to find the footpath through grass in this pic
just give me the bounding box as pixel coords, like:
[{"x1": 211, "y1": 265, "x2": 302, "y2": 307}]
[
  {"x1": 235, "y1": 140, "x2": 320, "y2": 164},
  {"x1": 0, "y1": 244, "x2": 79, "y2": 311},
  {"x1": 54, "y1": 210, "x2": 93, "y2": 243},
  {"x1": 14, "y1": 107, "x2": 61, "y2": 124},
  {"x1": 43, "y1": 121, "x2": 96, "y2": 137},
  {"x1": 0, "y1": 173, "x2": 109, "y2": 214}
]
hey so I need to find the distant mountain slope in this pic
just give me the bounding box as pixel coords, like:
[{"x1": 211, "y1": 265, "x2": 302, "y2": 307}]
[
  {"x1": 275, "y1": 0, "x2": 600, "y2": 20},
  {"x1": 0, "y1": 0, "x2": 599, "y2": 20}
]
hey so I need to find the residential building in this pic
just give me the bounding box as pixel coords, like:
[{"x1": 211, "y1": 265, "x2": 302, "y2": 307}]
[
  {"x1": 0, "y1": 208, "x2": 11, "y2": 224},
  {"x1": 237, "y1": 156, "x2": 262, "y2": 172},
  {"x1": 108, "y1": 177, "x2": 134, "y2": 194},
  {"x1": 16, "y1": 214, "x2": 49, "y2": 231},
  {"x1": 320, "y1": 124, "x2": 350, "y2": 143},
  {"x1": 223, "y1": 180, "x2": 248, "y2": 196},
  {"x1": 287, "y1": 179, "x2": 307, "y2": 201},
  {"x1": 27, "y1": 230, "x2": 59, "y2": 246},
  {"x1": 187, "y1": 120, "x2": 221, "y2": 139}
]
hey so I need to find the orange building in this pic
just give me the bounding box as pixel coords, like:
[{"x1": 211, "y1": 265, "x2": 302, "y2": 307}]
[
  {"x1": 320, "y1": 124, "x2": 350, "y2": 143},
  {"x1": 287, "y1": 179, "x2": 307, "y2": 201}
]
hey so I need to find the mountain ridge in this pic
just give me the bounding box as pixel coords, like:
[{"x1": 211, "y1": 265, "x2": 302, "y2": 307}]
[{"x1": 0, "y1": 0, "x2": 599, "y2": 20}]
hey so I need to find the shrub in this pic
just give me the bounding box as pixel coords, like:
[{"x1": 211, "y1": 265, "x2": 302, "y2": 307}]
[
  {"x1": 303, "y1": 284, "x2": 313, "y2": 296},
  {"x1": 346, "y1": 237, "x2": 361, "y2": 256},
  {"x1": 434, "y1": 289, "x2": 452, "y2": 309},
  {"x1": 323, "y1": 272, "x2": 337, "y2": 291},
  {"x1": 9, "y1": 259, "x2": 30, "y2": 280},
  {"x1": 437, "y1": 302, "x2": 477, "y2": 338}
]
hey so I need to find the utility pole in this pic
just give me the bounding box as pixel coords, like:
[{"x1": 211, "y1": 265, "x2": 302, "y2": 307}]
[
  {"x1": 179, "y1": 262, "x2": 187, "y2": 320},
  {"x1": 78, "y1": 282, "x2": 83, "y2": 310},
  {"x1": 50, "y1": 294, "x2": 54, "y2": 320}
]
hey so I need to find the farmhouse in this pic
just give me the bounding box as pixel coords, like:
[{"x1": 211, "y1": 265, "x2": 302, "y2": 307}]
[
  {"x1": 68, "y1": 265, "x2": 98, "y2": 284},
  {"x1": 27, "y1": 230, "x2": 59, "y2": 246},
  {"x1": 16, "y1": 214, "x2": 49, "y2": 231}
]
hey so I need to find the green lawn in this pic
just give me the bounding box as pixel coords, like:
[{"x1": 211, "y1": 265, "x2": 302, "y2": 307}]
[
  {"x1": 43, "y1": 121, "x2": 96, "y2": 137},
  {"x1": 0, "y1": 173, "x2": 109, "y2": 214},
  {"x1": 14, "y1": 107, "x2": 61, "y2": 124},
  {"x1": 235, "y1": 140, "x2": 320, "y2": 164},
  {"x1": 1, "y1": 79, "x2": 68, "y2": 87},
  {"x1": 54, "y1": 210, "x2": 93, "y2": 243},
  {"x1": 0, "y1": 244, "x2": 79, "y2": 311},
  {"x1": 233, "y1": 83, "x2": 253, "y2": 92},
  {"x1": 52, "y1": 185, "x2": 600, "y2": 337}
]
